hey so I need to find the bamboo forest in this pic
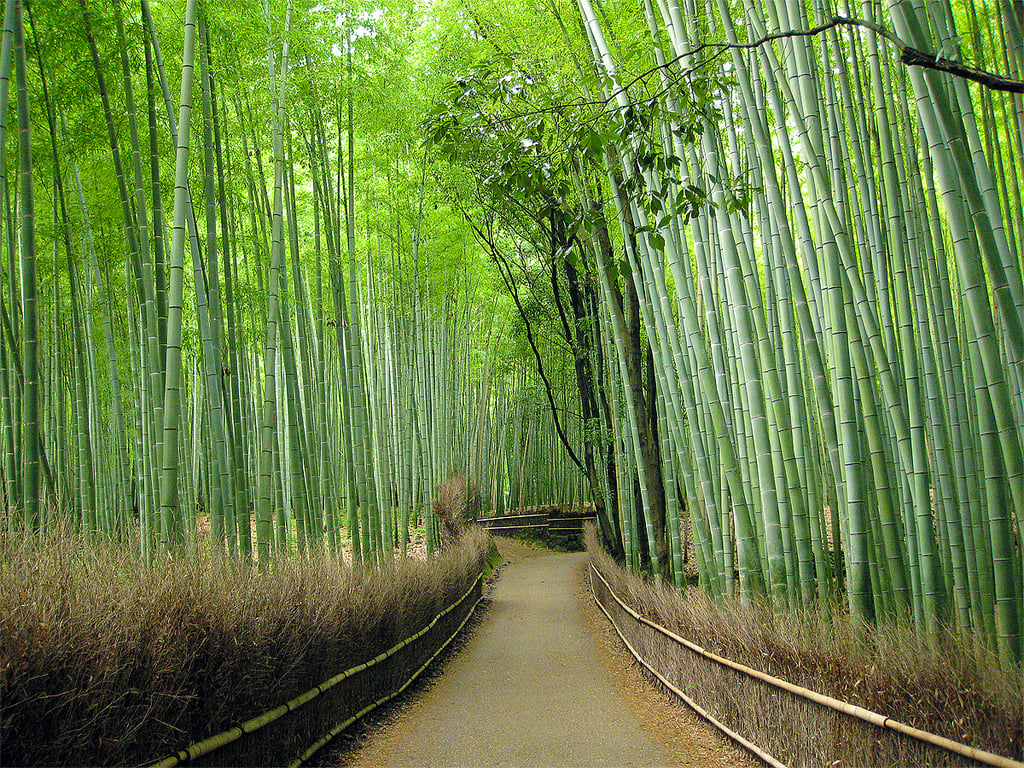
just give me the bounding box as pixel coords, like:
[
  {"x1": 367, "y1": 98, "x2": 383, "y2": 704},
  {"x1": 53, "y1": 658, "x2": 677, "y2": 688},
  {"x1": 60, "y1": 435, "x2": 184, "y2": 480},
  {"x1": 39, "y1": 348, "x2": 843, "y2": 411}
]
[{"x1": 1, "y1": 0, "x2": 1023, "y2": 762}]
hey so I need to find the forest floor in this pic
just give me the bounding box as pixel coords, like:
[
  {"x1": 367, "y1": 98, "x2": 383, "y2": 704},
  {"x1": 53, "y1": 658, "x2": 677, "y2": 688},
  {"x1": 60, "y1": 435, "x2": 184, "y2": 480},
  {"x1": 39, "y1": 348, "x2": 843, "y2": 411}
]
[{"x1": 322, "y1": 537, "x2": 755, "y2": 768}]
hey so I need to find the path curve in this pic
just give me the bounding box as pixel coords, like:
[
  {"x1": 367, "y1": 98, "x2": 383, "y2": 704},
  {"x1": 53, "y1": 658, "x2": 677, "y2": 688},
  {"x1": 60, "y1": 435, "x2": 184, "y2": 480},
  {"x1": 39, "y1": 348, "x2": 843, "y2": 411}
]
[{"x1": 337, "y1": 547, "x2": 701, "y2": 767}]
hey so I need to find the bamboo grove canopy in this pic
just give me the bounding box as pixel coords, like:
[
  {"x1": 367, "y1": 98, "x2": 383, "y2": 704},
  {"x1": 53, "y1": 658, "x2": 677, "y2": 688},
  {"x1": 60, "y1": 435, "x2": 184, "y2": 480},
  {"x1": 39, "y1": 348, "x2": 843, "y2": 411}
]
[{"x1": 1, "y1": 0, "x2": 1022, "y2": 666}]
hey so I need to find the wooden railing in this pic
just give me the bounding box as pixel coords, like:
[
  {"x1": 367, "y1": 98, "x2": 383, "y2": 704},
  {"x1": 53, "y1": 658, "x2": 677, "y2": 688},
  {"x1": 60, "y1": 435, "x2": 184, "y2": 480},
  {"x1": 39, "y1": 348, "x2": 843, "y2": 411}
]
[
  {"x1": 478, "y1": 508, "x2": 596, "y2": 538},
  {"x1": 589, "y1": 561, "x2": 1024, "y2": 768},
  {"x1": 149, "y1": 572, "x2": 485, "y2": 767}
]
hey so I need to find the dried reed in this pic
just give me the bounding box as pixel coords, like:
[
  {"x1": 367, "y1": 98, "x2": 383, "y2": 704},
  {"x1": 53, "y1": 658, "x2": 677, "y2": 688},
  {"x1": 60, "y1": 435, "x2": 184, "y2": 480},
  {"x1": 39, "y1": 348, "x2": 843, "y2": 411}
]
[
  {"x1": 0, "y1": 519, "x2": 490, "y2": 767},
  {"x1": 587, "y1": 526, "x2": 1023, "y2": 767}
]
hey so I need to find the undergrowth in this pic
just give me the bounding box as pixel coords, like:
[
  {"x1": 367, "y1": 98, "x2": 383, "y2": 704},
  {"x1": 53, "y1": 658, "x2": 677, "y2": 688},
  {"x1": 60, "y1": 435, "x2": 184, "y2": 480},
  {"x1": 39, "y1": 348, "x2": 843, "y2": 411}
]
[
  {"x1": 586, "y1": 526, "x2": 1023, "y2": 766},
  {"x1": 433, "y1": 471, "x2": 480, "y2": 548},
  {"x1": 0, "y1": 519, "x2": 490, "y2": 767}
]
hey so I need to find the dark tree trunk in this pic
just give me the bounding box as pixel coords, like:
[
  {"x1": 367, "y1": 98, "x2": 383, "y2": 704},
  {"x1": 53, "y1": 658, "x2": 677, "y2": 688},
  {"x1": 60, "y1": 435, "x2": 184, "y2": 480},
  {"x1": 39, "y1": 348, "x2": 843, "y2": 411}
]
[
  {"x1": 552, "y1": 206, "x2": 622, "y2": 559},
  {"x1": 615, "y1": 189, "x2": 669, "y2": 578},
  {"x1": 584, "y1": 191, "x2": 667, "y2": 574},
  {"x1": 587, "y1": 223, "x2": 625, "y2": 556}
]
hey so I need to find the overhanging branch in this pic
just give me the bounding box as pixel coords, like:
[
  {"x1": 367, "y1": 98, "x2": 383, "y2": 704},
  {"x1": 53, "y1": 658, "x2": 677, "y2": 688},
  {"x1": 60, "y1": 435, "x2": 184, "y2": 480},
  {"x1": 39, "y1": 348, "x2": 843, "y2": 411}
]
[
  {"x1": 459, "y1": 211, "x2": 586, "y2": 473},
  {"x1": 613, "y1": 16, "x2": 1024, "y2": 96}
]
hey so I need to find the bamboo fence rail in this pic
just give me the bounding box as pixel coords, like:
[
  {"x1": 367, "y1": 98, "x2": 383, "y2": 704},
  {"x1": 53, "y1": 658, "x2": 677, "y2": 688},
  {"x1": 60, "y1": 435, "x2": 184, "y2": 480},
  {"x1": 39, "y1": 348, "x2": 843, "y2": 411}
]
[
  {"x1": 590, "y1": 562, "x2": 1024, "y2": 768},
  {"x1": 150, "y1": 570, "x2": 484, "y2": 768}
]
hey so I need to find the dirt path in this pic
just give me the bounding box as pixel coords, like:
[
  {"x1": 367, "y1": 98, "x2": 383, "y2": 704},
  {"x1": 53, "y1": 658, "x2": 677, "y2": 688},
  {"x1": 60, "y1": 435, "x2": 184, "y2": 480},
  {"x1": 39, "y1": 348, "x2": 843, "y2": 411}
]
[{"x1": 335, "y1": 541, "x2": 753, "y2": 768}]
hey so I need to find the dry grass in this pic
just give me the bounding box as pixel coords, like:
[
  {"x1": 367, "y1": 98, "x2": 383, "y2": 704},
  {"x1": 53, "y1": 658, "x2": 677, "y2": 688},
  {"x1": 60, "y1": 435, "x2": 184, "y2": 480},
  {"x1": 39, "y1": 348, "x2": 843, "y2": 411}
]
[
  {"x1": 0, "y1": 518, "x2": 490, "y2": 767},
  {"x1": 586, "y1": 526, "x2": 1023, "y2": 767},
  {"x1": 432, "y1": 472, "x2": 480, "y2": 549}
]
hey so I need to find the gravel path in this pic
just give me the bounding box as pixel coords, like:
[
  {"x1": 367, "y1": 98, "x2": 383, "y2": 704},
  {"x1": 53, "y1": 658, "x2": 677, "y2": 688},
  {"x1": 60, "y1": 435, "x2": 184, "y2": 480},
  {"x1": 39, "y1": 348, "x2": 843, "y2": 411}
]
[{"x1": 336, "y1": 541, "x2": 753, "y2": 768}]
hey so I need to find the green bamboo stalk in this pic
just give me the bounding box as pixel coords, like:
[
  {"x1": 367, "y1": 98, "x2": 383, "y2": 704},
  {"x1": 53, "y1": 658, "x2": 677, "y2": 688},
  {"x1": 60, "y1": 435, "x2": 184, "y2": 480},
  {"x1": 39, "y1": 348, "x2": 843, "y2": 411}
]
[
  {"x1": 255, "y1": 0, "x2": 293, "y2": 563},
  {"x1": 13, "y1": 0, "x2": 37, "y2": 528},
  {"x1": 156, "y1": 0, "x2": 199, "y2": 551}
]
